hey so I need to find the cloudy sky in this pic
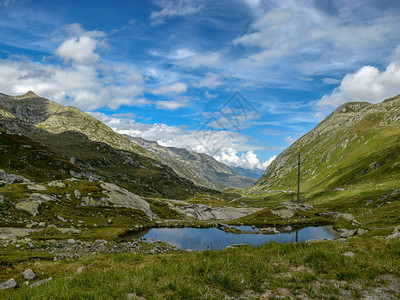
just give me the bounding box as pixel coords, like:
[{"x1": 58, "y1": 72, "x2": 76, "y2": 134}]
[{"x1": 1, "y1": 0, "x2": 400, "y2": 171}]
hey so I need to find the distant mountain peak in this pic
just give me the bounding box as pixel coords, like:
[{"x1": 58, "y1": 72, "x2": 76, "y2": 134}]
[{"x1": 13, "y1": 91, "x2": 41, "y2": 99}]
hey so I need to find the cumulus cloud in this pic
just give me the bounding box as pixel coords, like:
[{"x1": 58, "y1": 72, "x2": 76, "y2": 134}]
[
  {"x1": 0, "y1": 24, "x2": 147, "y2": 110},
  {"x1": 150, "y1": 0, "x2": 202, "y2": 26},
  {"x1": 55, "y1": 23, "x2": 106, "y2": 65},
  {"x1": 149, "y1": 82, "x2": 187, "y2": 95},
  {"x1": 55, "y1": 36, "x2": 100, "y2": 65},
  {"x1": 214, "y1": 148, "x2": 276, "y2": 170},
  {"x1": 317, "y1": 60, "x2": 400, "y2": 108},
  {"x1": 90, "y1": 112, "x2": 271, "y2": 170}
]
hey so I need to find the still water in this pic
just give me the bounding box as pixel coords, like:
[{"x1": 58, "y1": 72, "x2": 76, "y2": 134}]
[{"x1": 125, "y1": 225, "x2": 339, "y2": 251}]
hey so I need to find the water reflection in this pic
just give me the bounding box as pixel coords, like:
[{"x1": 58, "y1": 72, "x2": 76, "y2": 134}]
[{"x1": 124, "y1": 225, "x2": 339, "y2": 251}]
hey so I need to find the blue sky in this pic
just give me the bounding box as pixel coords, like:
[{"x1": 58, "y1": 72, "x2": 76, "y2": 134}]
[{"x1": 1, "y1": 0, "x2": 400, "y2": 170}]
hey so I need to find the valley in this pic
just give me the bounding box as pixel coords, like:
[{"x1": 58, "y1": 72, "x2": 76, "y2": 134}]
[{"x1": 0, "y1": 92, "x2": 399, "y2": 299}]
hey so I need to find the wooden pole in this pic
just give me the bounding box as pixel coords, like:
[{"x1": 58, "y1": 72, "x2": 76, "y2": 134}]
[{"x1": 297, "y1": 152, "x2": 300, "y2": 204}]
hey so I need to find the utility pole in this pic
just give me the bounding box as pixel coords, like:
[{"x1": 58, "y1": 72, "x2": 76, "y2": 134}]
[
  {"x1": 297, "y1": 152, "x2": 300, "y2": 204},
  {"x1": 6, "y1": 159, "x2": 11, "y2": 176}
]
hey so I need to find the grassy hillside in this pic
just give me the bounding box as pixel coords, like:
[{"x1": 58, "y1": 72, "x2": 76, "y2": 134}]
[{"x1": 252, "y1": 95, "x2": 400, "y2": 194}]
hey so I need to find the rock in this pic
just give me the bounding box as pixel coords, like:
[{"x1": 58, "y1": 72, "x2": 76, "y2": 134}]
[
  {"x1": 29, "y1": 277, "x2": 53, "y2": 288},
  {"x1": 357, "y1": 228, "x2": 368, "y2": 235},
  {"x1": 385, "y1": 232, "x2": 400, "y2": 239},
  {"x1": 107, "y1": 219, "x2": 112, "y2": 224},
  {"x1": 284, "y1": 226, "x2": 293, "y2": 231},
  {"x1": 339, "y1": 213, "x2": 360, "y2": 225},
  {"x1": 27, "y1": 184, "x2": 47, "y2": 191},
  {"x1": 88, "y1": 176, "x2": 99, "y2": 182},
  {"x1": 67, "y1": 239, "x2": 76, "y2": 244},
  {"x1": 48, "y1": 181, "x2": 66, "y2": 188},
  {"x1": 260, "y1": 227, "x2": 279, "y2": 234},
  {"x1": 270, "y1": 208, "x2": 295, "y2": 219},
  {"x1": 0, "y1": 169, "x2": 6, "y2": 180},
  {"x1": 339, "y1": 229, "x2": 357, "y2": 238},
  {"x1": 393, "y1": 225, "x2": 400, "y2": 234},
  {"x1": 176, "y1": 204, "x2": 260, "y2": 221},
  {"x1": 56, "y1": 215, "x2": 67, "y2": 222},
  {"x1": 38, "y1": 222, "x2": 46, "y2": 227},
  {"x1": 74, "y1": 189, "x2": 81, "y2": 199},
  {"x1": 6, "y1": 174, "x2": 24, "y2": 184},
  {"x1": 15, "y1": 200, "x2": 40, "y2": 216},
  {"x1": 342, "y1": 252, "x2": 355, "y2": 258},
  {"x1": 0, "y1": 279, "x2": 17, "y2": 290},
  {"x1": 80, "y1": 182, "x2": 157, "y2": 218},
  {"x1": 0, "y1": 194, "x2": 4, "y2": 203},
  {"x1": 22, "y1": 269, "x2": 36, "y2": 280},
  {"x1": 76, "y1": 267, "x2": 84, "y2": 274}
]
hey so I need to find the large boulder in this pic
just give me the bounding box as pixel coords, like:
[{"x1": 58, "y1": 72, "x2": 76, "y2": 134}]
[
  {"x1": 80, "y1": 182, "x2": 156, "y2": 218},
  {"x1": 0, "y1": 279, "x2": 17, "y2": 290},
  {"x1": 15, "y1": 201, "x2": 40, "y2": 216},
  {"x1": 175, "y1": 204, "x2": 260, "y2": 221}
]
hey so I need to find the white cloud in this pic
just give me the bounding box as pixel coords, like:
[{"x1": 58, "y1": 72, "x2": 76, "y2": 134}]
[
  {"x1": 233, "y1": 10, "x2": 293, "y2": 48},
  {"x1": 55, "y1": 36, "x2": 100, "y2": 65},
  {"x1": 150, "y1": 0, "x2": 202, "y2": 26},
  {"x1": 175, "y1": 52, "x2": 220, "y2": 68},
  {"x1": 194, "y1": 72, "x2": 223, "y2": 88},
  {"x1": 317, "y1": 60, "x2": 400, "y2": 108},
  {"x1": 149, "y1": 82, "x2": 187, "y2": 95},
  {"x1": 214, "y1": 148, "x2": 276, "y2": 170},
  {"x1": 90, "y1": 112, "x2": 270, "y2": 170},
  {"x1": 55, "y1": 23, "x2": 106, "y2": 65},
  {"x1": 155, "y1": 100, "x2": 187, "y2": 110}
]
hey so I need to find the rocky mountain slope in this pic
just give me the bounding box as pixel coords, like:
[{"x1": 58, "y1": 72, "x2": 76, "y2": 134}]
[
  {"x1": 0, "y1": 92, "x2": 216, "y2": 200},
  {"x1": 127, "y1": 136, "x2": 255, "y2": 190},
  {"x1": 0, "y1": 92, "x2": 252, "y2": 191},
  {"x1": 251, "y1": 95, "x2": 400, "y2": 194}
]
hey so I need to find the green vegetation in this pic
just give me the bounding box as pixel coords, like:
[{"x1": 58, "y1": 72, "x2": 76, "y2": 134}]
[{"x1": 1, "y1": 237, "x2": 399, "y2": 299}]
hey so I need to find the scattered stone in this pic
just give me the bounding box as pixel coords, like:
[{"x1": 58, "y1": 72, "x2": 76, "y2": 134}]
[
  {"x1": 342, "y1": 252, "x2": 355, "y2": 258},
  {"x1": 48, "y1": 181, "x2": 66, "y2": 188},
  {"x1": 339, "y1": 213, "x2": 361, "y2": 225},
  {"x1": 385, "y1": 232, "x2": 400, "y2": 240},
  {"x1": 38, "y1": 222, "x2": 46, "y2": 227},
  {"x1": 0, "y1": 279, "x2": 17, "y2": 290},
  {"x1": 67, "y1": 239, "x2": 76, "y2": 244},
  {"x1": 76, "y1": 267, "x2": 84, "y2": 274},
  {"x1": 15, "y1": 200, "x2": 41, "y2": 216},
  {"x1": 22, "y1": 269, "x2": 36, "y2": 280},
  {"x1": 338, "y1": 229, "x2": 357, "y2": 238},
  {"x1": 357, "y1": 228, "x2": 368, "y2": 235},
  {"x1": 27, "y1": 184, "x2": 47, "y2": 191},
  {"x1": 0, "y1": 194, "x2": 4, "y2": 203},
  {"x1": 107, "y1": 219, "x2": 112, "y2": 224},
  {"x1": 259, "y1": 227, "x2": 279, "y2": 234},
  {"x1": 29, "y1": 277, "x2": 53, "y2": 288},
  {"x1": 57, "y1": 215, "x2": 67, "y2": 222},
  {"x1": 393, "y1": 225, "x2": 400, "y2": 234},
  {"x1": 6, "y1": 174, "x2": 24, "y2": 184},
  {"x1": 88, "y1": 176, "x2": 99, "y2": 182},
  {"x1": 0, "y1": 169, "x2": 6, "y2": 180},
  {"x1": 284, "y1": 226, "x2": 293, "y2": 231},
  {"x1": 74, "y1": 189, "x2": 81, "y2": 199}
]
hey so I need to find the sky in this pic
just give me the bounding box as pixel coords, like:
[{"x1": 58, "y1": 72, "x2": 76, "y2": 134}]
[{"x1": 1, "y1": 0, "x2": 400, "y2": 171}]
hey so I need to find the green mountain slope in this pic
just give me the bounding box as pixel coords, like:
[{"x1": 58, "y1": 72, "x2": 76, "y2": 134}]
[
  {"x1": 252, "y1": 95, "x2": 400, "y2": 194},
  {"x1": 127, "y1": 136, "x2": 255, "y2": 190},
  {"x1": 0, "y1": 93, "x2": 216, "y2": 200}
]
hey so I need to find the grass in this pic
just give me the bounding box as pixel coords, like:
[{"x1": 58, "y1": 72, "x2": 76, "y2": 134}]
[{"x1": 1, "y1": 236, "x2": 399, "y2": 299}]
